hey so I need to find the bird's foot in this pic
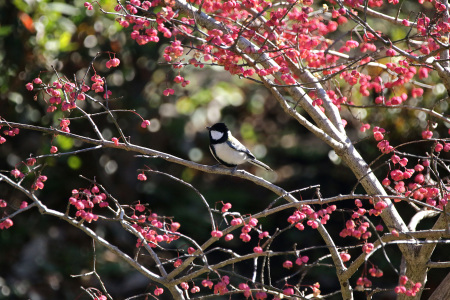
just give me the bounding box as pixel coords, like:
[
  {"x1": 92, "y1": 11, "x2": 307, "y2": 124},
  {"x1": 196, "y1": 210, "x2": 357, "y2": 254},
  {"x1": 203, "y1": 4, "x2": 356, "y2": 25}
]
[{"x1": 231, "y1": 166, "x2": 238, "y2": 174}]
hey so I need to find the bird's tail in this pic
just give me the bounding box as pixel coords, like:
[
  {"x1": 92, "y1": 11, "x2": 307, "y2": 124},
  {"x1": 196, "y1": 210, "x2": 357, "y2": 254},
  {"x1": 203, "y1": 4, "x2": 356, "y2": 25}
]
[{"x1": 248, "y1": 159, "x2": 273, "y2": 171}]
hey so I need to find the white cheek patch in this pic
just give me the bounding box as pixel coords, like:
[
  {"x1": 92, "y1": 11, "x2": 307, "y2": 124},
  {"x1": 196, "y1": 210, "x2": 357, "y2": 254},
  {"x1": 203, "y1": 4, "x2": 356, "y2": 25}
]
[{"x1": 210, "y1": 130, "x2": 224, "y2": 140}]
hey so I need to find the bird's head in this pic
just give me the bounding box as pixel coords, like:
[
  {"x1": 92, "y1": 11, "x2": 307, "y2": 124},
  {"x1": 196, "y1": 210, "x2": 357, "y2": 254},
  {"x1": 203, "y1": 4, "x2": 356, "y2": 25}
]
[{"x1": 207, "y1": 123, "x2": 229, "y2": 142}]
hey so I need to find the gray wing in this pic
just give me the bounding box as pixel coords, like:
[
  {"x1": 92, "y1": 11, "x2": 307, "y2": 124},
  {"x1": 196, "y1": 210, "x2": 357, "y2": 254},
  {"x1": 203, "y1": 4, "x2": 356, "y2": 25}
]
[{"x1": 226, "y1": 136, "x2": 255, "y2": 159}]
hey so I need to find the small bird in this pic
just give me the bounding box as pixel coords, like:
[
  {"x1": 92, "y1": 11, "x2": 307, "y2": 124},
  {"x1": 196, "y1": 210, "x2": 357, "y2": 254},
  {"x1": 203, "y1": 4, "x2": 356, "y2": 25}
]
[{"x1": 207, "y1": 122, "x2": 272, "y2": 172}]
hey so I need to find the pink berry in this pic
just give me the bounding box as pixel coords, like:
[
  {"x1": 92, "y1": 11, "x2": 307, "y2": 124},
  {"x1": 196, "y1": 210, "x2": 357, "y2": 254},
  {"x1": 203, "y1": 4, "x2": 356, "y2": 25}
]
[
  {"x1": 240, "y1": 233, "x2": 251, "y2": 242},
  {"x1": 163, "y1": 88, "x2": 175, "y2": 96},
  {"x1": 174, "y1": 259, "x2": 182, "y2": 268},
  {"x1": 248, "y1": 217, "x2": 258, "y2": 227},
  {"x1": 253, "y1": 246, "x2": 263, "y2": 253},
  {"x1": 202, "y1": 280, "x2": 213, "y2": 289},
  {"x1": 141, "y1": 120, "x2": 151, "y2": 128},
  {"x1": 224, "y1": 233, "x2": 234, "y2": 241},
  {"x1": 211, "y1": 230, "x2": 223, "y2": 238},
  {"x1": 399, "y1": 275, "x2": 408, "y2": 285},
  {"x1": 221, "y1": 202, "x2": 232, "y2": 212},
  {"x1": 84, "y1": 2, "x2": 93, "y2": 10},
  {"x1": 11, "y1": 169, "x2": 23, "y2": 178},
  {"x1": 386, "y1": 48, "x2": 397, "y2": 56},
  {"x1": 422, "y1": 130, "x2": 433, "y2": 139},
  {"x1": 283, "y1": 288, "x2": 294, "y2": 296},
  {"x1": 135, "y1": 203, "x2": 145, "y2": 212},
  {"x1": 91, "y1": 185, "x2": 99, "y2": 194},
  {"x1": 258, "y1": 231, "x2": 269, "y2": 239},
  {"x1": 137, "y1": 173, "x2": 147, "y2": 181},
  {"x1": 3, "y1": 219, "x2": 13, "y2": 228},
  {"x1": 283, "y1": 260, "x2": 293, "y2": 269},
  {"x1": 340, "y1": 252, "x2": 351, "y2": 262},
  {"x1": 171, "y1": 222, "x2": 180, "y2": 231},
  {"x1": 230, "y1": 218, "x2": 242, "y2": 226},
  {"x1": 112, "y1": 137, "x2": 119, "y2": 146},
  {"x1": 395, "y1": 285, "x2": 406, "y2": 294},
  {"x1": 295, "y1": 257, "x2": 303, "y2": 265},
  {"x1": 154, "y1": 287, "x2": 164, "y2": 296},
  {"x1": 362, "y1": 243, "x2": 374, "y2": 254}
]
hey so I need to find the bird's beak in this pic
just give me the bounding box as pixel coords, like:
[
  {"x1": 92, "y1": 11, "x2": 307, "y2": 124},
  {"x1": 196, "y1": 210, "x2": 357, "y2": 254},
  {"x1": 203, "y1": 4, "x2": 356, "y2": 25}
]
[{"x1": 206, "y1": 126, "x2": 211, "y2": 130}]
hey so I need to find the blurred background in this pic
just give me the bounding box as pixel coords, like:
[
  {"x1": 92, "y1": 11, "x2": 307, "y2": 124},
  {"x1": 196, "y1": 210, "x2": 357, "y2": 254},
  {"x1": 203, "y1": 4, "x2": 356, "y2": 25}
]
[{"x1": 0, "y1": 0, "x2": 448, "y2": 299}]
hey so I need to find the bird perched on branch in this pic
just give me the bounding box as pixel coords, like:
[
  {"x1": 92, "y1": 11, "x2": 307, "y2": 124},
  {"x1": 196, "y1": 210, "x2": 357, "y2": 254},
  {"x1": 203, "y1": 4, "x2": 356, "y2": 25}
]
[{"x1": 206, "y1": 122, "x2": 272, "y2": 172}]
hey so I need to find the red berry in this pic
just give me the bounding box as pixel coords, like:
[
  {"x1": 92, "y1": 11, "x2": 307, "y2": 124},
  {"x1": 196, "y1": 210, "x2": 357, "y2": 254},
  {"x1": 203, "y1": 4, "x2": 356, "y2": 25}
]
[
  {"x1": 253, "y1": 246, "x2": 263, "y2": 253},
  {"x1": 224, "y1": 234, "x2": 234, "y2": 241},
  {"x1": 25, "y1": 82, "x2": 33, "y2": 91},
  {"x1": 340, "y1": 252, "x2": 351, "y2": 262},
  {"x1": 283, "y1": 260, "x2": 293, "y2": 269},
  {"x1": 141, "y1": 120, "x2": 150, "y2": 128},
  {"x1": 211, "y1": 230, "x2": 223, "y2": 238},
  {"x1": 137, "y1": 173, "x2": 147, "y2": 181},
  {"x1": 154, "y1": 287, "x2": 164, "y2": 296},
  {"x1": 399, "y1": 275, "x2": 408, "y2": 285}
]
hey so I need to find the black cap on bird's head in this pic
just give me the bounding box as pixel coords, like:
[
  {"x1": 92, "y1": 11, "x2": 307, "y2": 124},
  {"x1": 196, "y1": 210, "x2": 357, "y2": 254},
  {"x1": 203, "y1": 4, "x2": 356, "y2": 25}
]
[
  {"x1": 207, "y1": 123, "x2": 230, "y2": 143},
  {"x1": 206, "y1": 122, "x2": 229, "y2": 133}
]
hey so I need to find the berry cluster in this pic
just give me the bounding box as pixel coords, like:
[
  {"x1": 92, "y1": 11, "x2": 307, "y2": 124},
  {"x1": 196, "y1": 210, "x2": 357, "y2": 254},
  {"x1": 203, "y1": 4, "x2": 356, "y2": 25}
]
[
  {"x1": 131, "y1": 205, "x2": 181, "y2": 248},
  {"x1": 383, "y1": 154, "x2": 450, "y2": 209},
  {"x1": 287, "y1": 204, "x2": 336, "y2": 231},
  {"x1": 69, "y1": 186, "x2": 109, "y2": 223},
  {"x1": 394, "y1": 275, "x2": 422, "y2": 296},
  {"x1": 0, "y1": 126, "x2": 19, "y2": 145}
]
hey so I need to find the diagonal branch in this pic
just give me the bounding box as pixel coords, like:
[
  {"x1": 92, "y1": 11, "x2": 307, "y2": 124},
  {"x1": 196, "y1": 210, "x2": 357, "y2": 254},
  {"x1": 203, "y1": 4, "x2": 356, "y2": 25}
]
[
  {"x1": 0, "y1": 173, "x2": 167, "y2": 285},
  {"x1": 0, "y1": 120, "x2": 298, "y2": 204}
]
